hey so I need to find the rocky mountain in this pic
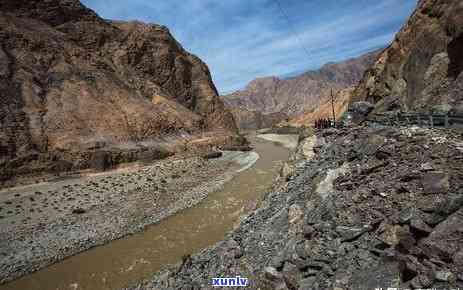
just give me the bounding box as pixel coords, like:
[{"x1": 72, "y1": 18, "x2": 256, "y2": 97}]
[
  {"x1": 0, "y1": 0, "x2": 238, "y2": 185},
  {"x1": 224, "y1": 50, "x2": 379, "y2": 129},
  {"x1": 352, "y1": 0, "x2": 463, "y2": 115}
]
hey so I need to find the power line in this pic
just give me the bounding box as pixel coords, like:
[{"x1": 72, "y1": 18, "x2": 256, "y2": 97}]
[{"x1": 273, "y1": 0, "x2": 312, "y2": 60}]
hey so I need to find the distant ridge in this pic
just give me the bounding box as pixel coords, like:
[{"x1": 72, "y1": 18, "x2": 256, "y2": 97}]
[{"x1": 223, "y1": 49, "x2": 380, "y2": 130}]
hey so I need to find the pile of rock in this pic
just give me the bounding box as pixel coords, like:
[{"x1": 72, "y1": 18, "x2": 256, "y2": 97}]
[{"x1": 129, "y1": 126, "x2": 463, "y2": 290}]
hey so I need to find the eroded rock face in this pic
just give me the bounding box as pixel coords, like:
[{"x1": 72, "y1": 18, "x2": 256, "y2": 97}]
[
  {"x1": 353, "y1": 0, "x2": 463, "y2": 114},
  {"x1": 0, "y1": 0, "x2": 237, "y2": 183},
  {"x1": 224, "y1": 50, "x2": 379, "y2": 130}
]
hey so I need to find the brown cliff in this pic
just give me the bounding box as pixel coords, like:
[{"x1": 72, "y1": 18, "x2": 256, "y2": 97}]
[
  {"x1": 0, "y1": 0, "x2": 238, "y2": 184},
  {"x1": 288, "y1": 88, "x2": 354, "y2": 127},
  {"x1": 353, "y1": 0, "x2": 463, "y2": 114}
]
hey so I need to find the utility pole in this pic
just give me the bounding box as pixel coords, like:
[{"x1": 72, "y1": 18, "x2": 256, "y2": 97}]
[{"x1": 331, "y1": 89, "x2": 336, "y2": 127}]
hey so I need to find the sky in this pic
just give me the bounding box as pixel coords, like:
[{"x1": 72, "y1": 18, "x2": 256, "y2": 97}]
[{"x1": 81, "y1": 0, "x2": 417, "y2": 94}]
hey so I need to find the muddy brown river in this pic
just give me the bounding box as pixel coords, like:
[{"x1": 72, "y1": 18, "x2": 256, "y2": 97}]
[{"x1": 0, "y1": 136, "x2": 292, "y2": 290}]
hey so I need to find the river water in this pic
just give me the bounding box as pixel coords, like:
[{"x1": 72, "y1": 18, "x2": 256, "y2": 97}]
[{"x1": 0, "y1": 136, "x2": 292, "y2": 290}]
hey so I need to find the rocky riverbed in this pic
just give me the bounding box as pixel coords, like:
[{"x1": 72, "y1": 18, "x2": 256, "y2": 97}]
[
  {"x1": 128, "y1": 126, "x2": 463, "y2": 290},
  {"x1": 0, "y1": 150, "x2": 258, "y2": 284}
]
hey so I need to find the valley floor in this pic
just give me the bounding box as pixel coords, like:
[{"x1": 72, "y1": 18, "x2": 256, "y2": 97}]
[
  {"x1": 128, "y1": 126, "x2": 463, "y2": 290},
  {"x1": 0, "y1": 150, "x2": 257, "y2": 284}
]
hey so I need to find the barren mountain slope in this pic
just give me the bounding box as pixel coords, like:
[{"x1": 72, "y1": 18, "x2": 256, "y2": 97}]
[
  {"x1": 224, "y1": 50, "x2": 379, "y2": 129},
  {"x1": 352, "y1": 0, "x2": 463, "y2": 114},
  {"x1": 289, "y1": 88, "x2": 354, "y2": 127},
  {"x1": 0, "y1": 0, "x2": 238, "y2": 184}
]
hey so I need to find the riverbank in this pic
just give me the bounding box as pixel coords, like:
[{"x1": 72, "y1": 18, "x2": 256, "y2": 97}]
[
  {"x1": 0, "y1": 148, "x2": 258, "y2": 285},
  {"x1": 128, "y1": 126, "x2": 463, "y2": 290}
]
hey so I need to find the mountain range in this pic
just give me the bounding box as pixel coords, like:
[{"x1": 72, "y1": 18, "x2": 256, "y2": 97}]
[{"x1": 223, "y1": 50, "x2": 380, "y2": 130}]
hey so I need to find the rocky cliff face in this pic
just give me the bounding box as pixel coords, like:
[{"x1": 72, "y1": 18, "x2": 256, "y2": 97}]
[
  {"x1": 0, "y1": 0, "x2": 237, "y2": 184},
  {"x1": 224, "y1": 50, "x2": 379, "y2": 129},
  {"x1": 353, "y1": 0, "x2": 463, "y2": 114}
]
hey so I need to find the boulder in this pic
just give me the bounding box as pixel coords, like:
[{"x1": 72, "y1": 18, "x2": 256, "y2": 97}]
[
  {"x1": 421, "y1": 172, "x2": 450, "y2": 194},
  {"x1": 336, "y1": 226, "x2": 370, "y2": 242},
  {"x1": 282, "y1": 262, "x2": 301, "y2": 290},
  {"x1": 410, "y1": 274, "x2": 433, "y2": 289},
  {"x1": 419, "y1": 209, "x2": 463, "y2": 261},
  {"x1": 220, "y1": 145, "x2": 253, "y2": 152},
  {"x1": 453, "y1": 250, "x2": 463, "y2": 270},
  {"x1": 202, "y1": 151, "x2": 223, "y2": 159},
  {"x1": 302, "y1": 225, "x2": 315, "y2": 239},
  {"x1": 349, "y1": 261, "x2": 401, "y2": 290},
  {"x1": 398, "y1": 208, "x2": 415, "y2": 224},
  {"x1": 270, "y1": 255, "x2": 285, "y2": 270},
  {"x1": 349, "y1": 101, "x2": 374, "y2": 123},
  {"x1": 89, "y1": 151, "x2": 112, "y2": 171},
  {"x1": 264, "y1": 266, "x2": 283, "y2": 281},
  {"x1": 420, "y1": 162, "x2": 434, "y2": 172},
  {"x1": 435, "y1": 270, "x2": 456, "y2": 282},
  {"x1": 410, "y1": 217, "x2": 433, "y2": 234},
  {"x1": 72, "y1": 208, "x2": 86, "y2": 214}
]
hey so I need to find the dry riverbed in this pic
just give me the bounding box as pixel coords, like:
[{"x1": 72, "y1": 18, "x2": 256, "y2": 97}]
[{"x1": 0, "y1": 150, "x2": 258, "y2": 284}]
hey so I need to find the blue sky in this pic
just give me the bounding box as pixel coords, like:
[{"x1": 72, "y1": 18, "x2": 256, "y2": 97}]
[{"x1": 81, "y1": 0, "x2": 417, "y2": 94}]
